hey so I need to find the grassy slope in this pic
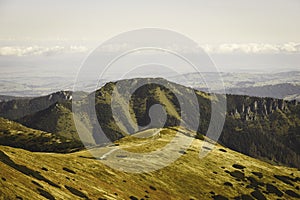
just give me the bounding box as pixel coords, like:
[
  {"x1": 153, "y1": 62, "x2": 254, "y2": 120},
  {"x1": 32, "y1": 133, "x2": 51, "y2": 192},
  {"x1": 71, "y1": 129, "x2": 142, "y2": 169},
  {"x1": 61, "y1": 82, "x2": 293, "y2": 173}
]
[
  {"x1": 1, "y1": 128, "x2": 299, "y2": 200},
  {"x1": 0, "y1": 117, "x2": 83, "y2": 153},
  {"x1": 11, "y1": 78, "x2": 300, "y2": 168},
  {"x1": 19, "y1": 103, "x2": 77, "y2": 139},
  {"x1": 19, "y1": 102, "x2": 95, "y2": 146}
]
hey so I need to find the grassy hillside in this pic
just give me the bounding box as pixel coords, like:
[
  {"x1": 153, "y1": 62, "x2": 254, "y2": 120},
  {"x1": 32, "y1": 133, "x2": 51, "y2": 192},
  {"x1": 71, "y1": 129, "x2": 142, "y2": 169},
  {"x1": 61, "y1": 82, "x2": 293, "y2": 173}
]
[
  {"x1": 0, "y1": 117, "x2": 83, "y2": 153},
  {"x1": 90, "y1": 78, "x2": 300, "y2": 168},
  {"x1": 0, "y1": 91, "x2": 73, "y2": 120},
  {"x1": 1, "y1": 78, "x2": 300, "y2": 168},
  {"x1": 19, "y1": 102, "x2": 79, "y2": 140},
  {"x1": 0, "y1": 128, "x2": 299, "y2": 200}
]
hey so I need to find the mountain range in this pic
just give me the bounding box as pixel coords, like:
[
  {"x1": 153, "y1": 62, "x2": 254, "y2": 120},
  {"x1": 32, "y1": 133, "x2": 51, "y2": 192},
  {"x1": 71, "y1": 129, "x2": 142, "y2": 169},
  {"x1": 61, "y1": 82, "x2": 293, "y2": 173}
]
[
  {"x1": 168, "y1": 71, "x2": 300, "y2": 101},
  {"x1": 1, "y1": 71, "x2": 300, "y2": 101},
  {"x1": 0, "y1": 77, "x2": 300, "y2": 199}
]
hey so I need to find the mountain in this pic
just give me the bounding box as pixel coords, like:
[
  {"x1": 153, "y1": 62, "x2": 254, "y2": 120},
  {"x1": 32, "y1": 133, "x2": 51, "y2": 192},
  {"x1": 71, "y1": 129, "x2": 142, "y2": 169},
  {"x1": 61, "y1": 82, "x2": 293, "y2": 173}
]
[
  {"x1": 224, "y1": 83, "x2": 300, "y2": 101},
  {"x1": 1, "y1": 71, "x2": 299, "y2": 98},
  {"x1": 1, "y1": 127, "x2": 299, "y2": 200},
  {"x1": 0, "y1": 91, "x2": 73, "y2": 120},
  {"x1": 1, "y1": 78, "x2": 300, "y2": 168},
  {"x1": 0, "y1": 95, "x2": 29, "y2": 102},
  {"x1": 89, "y1": 78, "x2": 300, "y2": 168},
  {"x1": 89, "y1": 79, "x2": 208, "y2": 142},
  {"x1": 223, "y1": 95, "x2": 300, "y2": 167},
  {"x1": 18, "y1": 101, "x2": 95, "y2": 146},
  {"x1": 18, "y1": 102, "x2": 77, "y2": 140},
  {"x1": 0, "y1": 117, "x2": 82, "y2": 153},
  {"x1": 168, "y1": 71, "x2": 300, "y2": 101}
]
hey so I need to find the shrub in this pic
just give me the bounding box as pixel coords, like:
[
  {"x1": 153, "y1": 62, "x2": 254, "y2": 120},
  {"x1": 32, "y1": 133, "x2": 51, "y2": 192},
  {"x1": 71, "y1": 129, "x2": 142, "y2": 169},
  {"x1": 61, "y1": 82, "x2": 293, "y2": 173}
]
[{"x1": 195, "y1": 134, "x2": 205, "y2": 140}]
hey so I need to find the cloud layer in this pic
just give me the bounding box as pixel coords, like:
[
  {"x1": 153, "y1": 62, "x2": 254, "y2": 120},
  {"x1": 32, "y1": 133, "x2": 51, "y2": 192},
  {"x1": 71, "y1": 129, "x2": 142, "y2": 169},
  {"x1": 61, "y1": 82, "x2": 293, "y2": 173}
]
[
  {"x1": 202, "y1": 43, "x2": 300, "y2": 54},
  {"x1": 1, "y1": 43, "x2": 300, "y2": 56},
  {"x1": 0, "y1": 45, "x2": 88, "y2": 56}
]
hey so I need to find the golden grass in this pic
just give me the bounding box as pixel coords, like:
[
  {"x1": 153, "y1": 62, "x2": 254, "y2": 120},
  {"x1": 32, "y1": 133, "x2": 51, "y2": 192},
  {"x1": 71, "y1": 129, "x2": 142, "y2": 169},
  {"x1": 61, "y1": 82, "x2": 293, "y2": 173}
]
[{"x1": 1, "y1": 127, "x2": 299, "y2": 200}]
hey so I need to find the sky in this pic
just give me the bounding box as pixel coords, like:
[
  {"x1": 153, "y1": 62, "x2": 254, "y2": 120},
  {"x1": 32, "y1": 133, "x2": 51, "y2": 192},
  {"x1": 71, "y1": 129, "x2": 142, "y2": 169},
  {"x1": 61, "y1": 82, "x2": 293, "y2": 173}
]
[
  {"x1": 0, "y1": 0, "x2": 300, "y2": 79},
  {"x1": 0, "y1": 0, "x2": 300, "y2": 43}
]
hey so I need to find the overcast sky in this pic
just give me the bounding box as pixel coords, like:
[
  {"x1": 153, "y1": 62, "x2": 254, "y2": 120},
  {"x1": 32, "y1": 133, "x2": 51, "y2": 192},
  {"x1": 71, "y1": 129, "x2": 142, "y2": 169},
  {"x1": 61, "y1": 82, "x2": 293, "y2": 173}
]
[
  {"x1": 0, "y1": 0, "x2": 300, "y2": 43},
  {"x1": 0, "y1": 0, "x2": 299, "y2": 75}
]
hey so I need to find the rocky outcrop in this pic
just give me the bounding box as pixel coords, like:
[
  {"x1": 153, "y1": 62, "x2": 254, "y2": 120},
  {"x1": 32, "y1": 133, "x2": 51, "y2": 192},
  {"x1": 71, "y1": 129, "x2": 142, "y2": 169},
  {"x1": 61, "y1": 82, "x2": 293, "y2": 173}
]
[
  {"x1": 47, "y1": 91, "x2": 72, "y2": 101},
  {"x1": 228, "y1": 97, "x2": 291, "y2": 121}
]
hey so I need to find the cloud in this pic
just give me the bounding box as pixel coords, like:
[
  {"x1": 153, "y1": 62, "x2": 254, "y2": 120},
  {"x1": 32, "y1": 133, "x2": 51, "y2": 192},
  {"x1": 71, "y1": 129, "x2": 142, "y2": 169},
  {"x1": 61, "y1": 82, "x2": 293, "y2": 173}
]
[
  {"x1": 201, "y1": 43, "x2": 300, "y2": 54},
  {"x1": 98, "y1": 42, "x2": 300, "y2": 54},
  {"x1": 0, "y1": 45, "x2": 88, "y2": 56},
  {"x1": 96, "y1": 43, "x2": 133, "y2": 53},
  {"x1": 1, "y1": 43, "x2": 300, "y2": 56}
]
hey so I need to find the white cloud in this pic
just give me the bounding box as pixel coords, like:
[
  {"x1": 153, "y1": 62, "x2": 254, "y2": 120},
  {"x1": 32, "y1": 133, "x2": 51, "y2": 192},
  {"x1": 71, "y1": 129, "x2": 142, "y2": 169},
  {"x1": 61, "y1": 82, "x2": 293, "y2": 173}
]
[
  {"x1": 96, "y1": 43, "x2": 133, "y2": 53},
  {"x1": 98, "y1": 42, "x2": 300, "y2": 54},
  {"x1": 0, "y1": 45, "x2": 89, "y2": 56},
  {"x1": 201, "y1": 42, "x2": 300, "y2": 54},
  {"x1": 1, "y1": 43, "x2": 300, "y2": 56}
]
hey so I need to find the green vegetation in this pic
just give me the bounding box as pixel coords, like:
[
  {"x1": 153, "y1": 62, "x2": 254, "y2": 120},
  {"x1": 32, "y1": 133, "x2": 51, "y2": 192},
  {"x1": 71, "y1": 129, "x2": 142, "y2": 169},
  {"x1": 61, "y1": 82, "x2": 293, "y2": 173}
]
[
  {"x1": 0, "y1": 117, "x2": 83, "y2": 153},
  {"x1": 0, "y1": 77, "x2": 299, "y2": 168},
  {"x1": 1, "y1": 129, "x2": 299, "y2": 199},
  {"x1": 195, "y1": 133, "x2": 205, "y2": 140}
]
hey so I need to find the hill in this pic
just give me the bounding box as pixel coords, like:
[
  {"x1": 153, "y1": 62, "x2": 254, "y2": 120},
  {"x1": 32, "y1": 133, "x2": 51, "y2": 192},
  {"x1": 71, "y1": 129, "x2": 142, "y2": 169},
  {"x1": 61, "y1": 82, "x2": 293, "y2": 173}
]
[
  {"x1": 1, "y1": 78, "x2": 300, "y2": 168},
  {"x1": 0, "y1": 128, "x2": 299, "y2": 200},
  {"x1": 0, "y1": 117, "x2": 82, "y2": 153},
  {"x1": 169, "y1": 71, "x2": 300, "y2": 101},
  {"x1": 0, "y1": 91, "x2": 73, "y2": 120},
  {"x1": 18, "y1": 102, "x2": 79, "y2": 140},
  {"x1": 224, "y1": 83, "x2": 300, "y2": 101},
  {"x1": 89, "y1": 78, "x2": 300, "y2": 168}
]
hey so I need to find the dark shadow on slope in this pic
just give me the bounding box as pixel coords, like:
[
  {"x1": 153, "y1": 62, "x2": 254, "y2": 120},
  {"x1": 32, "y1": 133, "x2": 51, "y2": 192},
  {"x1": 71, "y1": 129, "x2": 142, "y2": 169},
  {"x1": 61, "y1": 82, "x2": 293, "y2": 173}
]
[
  {"x1": 0, "y1": 150, "x2": 60, "y2": 188},
  {"x1": 65, "y1": 185, "x2": 89, "y2": 199}
]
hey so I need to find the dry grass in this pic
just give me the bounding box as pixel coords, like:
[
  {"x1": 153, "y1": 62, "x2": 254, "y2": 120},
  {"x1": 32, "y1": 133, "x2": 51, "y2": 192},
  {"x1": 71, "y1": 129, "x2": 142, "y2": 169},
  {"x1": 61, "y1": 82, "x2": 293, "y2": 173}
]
[{"x1": 0, "y1": 127, "x2": 299, "y2": 200}]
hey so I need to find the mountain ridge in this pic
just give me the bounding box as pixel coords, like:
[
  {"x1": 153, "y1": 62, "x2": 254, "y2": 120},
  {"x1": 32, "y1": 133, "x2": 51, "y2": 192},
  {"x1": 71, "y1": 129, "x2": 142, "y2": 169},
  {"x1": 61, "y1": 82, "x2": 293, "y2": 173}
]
[{"x1": 0, "y1": 77, "x2": 299, "y2": 168}]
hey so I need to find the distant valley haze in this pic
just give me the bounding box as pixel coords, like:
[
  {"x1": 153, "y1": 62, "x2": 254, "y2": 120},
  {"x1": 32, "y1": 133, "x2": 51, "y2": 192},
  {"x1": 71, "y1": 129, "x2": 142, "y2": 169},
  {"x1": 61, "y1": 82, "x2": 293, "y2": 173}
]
[{"x1": 1, "y1": 0, "x2": 300, "y2": 97}]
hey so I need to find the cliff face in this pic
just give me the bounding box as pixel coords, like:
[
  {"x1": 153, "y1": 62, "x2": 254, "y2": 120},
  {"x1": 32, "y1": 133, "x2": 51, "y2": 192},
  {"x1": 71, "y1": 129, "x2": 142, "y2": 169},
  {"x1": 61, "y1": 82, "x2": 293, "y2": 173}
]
[
  {"x1": 227, "y1": 95, "x2": 298, "y2": 121},
  {"x1": 223, "y1": 94, "x2": 300, "y2": 168}
]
